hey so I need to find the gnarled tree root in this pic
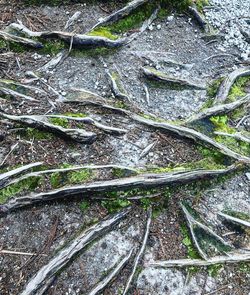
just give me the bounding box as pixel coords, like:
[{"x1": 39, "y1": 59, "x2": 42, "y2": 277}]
[
  {"x1": 0, "y1": 112, "x2": 97, "y2": 143},
  {"x1": 142, "y1": 67, "x2": 206, "y2": 90},
  {"x1": 0, "y1": 31, "x2": 43, "y2": 48},
  {"x1": 62, "y1": 96, "x2": 250, "y2": 163},
  {"x1": 123, "y1": 207, "x2": 152, "y2": 295},
  {"x1": 215, "y1": 67, "x2": 250, "y2": 103},
  {"x1": 1, "y1": 165, "x2": 236, "y2": 214},
  {"x1": 19, "y1": 208, "x2": 131, "y2": 295}
]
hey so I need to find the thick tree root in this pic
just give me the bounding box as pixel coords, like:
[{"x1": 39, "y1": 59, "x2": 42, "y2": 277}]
[
  {"x1": 142, "y1": 67, "x2": 206, "y2": 90},
  {"x1": 123, "y1": 208, "x2": 152, "y2": 295},
  {"x1": 215, "y1": 67, "x2": 250, "y2": 103},
  {"x1": 19, "y1": 208, "x2": 131, "y2": 295},
  {"x1": 90, "y1": 0, "x2": 149, "y2": 30},
  {"x1": 0, "y1": 86, "x2": 37, "y2": 101},
  {"x1": 0, "y1": 31, "x2": 43, "y2": 48},
  {"x1": 4, "y1": 164, "x2": 138, "y2": 190},
  {"x1": 0, "y1": 112, "x2": 97, "y2": 143},
  {"x1": 88, "y1": 249, "x2": 133, "y2": 295},
  {"x1": 62, "y1": 96, "x2": 250, "y2": 163},
  {"x1": 148, "y1": 252, "x2": 250, "y2": 268},
  {"x1": 0, "y1": 162, "x2": 43, "y2": 189},
  {"x1": 185, "y1": 94, "x2": 250, "y2": 124},
  {"x1": 218, "y1": 212, "x2": 250, "y2": 228},
  {"x1": 5, "y1": 23, "x2": 129, "y2": 48},
  {"x1": 1, "y1": 166, "x2": 236, "y2": 214},
  {"x1": 46, "y1": 114, "x2": 127, "y2": 135}
]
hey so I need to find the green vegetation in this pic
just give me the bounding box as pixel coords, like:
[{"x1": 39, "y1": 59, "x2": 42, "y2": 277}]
[
  {"x1": 222, "y1": 210, "x2": 250, "y2": 222},
  {"x1": 180, "y1": 223, "x2": 200, "y2": 259},
  {"x1": 79, "y1": 200, "x2": 90, "y2": 212},
  {"x1": 227, "y1": 76, "x2": 250, "y2": 103},
  {"x1": 88, "y1": 27, "x2": 118, "y2": 40},
  {"x1": 0, "y1": 176, "x2": 42, "y2": 204},
  {"x1": 49, "y1": 117, "x2": 69, "y2": 128},
  {"x1": 207, "y1": 264, "x2": 223, "y2": 277},
  {"x1": 101, "y1": 199, "x2": 131, "y2": 213},
  {"x1": 207, "y1": 77, "x2": 224, "y2": 99}
]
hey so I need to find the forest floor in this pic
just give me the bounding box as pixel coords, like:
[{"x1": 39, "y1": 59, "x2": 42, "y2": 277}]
[{"x1": 0, "y1": 0, "x2": 249, "y2": 294}]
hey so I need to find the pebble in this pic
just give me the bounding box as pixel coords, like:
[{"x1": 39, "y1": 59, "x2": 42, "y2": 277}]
[{"x1": 156, "y1": 24, "x2": 162, "y2": 30}]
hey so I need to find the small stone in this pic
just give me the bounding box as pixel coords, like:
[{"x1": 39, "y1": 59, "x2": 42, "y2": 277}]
[
  {"x1": 148, "y1": 25, "x2": 153, "y2": 31},
  {"x1": 156, "y1": 24, "x2": 161, "y2": 30},
  {"x1": 167, "y1": 15, "x2": 174, "y2": 22},
  {"x1": 246, "y1": 173, "x2": 250, "y2": 180}
]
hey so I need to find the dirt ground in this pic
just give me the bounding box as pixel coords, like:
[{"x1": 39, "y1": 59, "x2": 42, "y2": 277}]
[{"x1": 0, "y1": 1, "x2": 249, "y2": 294}]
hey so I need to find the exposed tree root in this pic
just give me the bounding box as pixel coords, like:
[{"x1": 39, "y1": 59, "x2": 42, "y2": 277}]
[
  {"x1": 148, "y1": 252, "x2": 250, "y2": 268},
  {"x1": 0, "y1": 162, "x2": 43, "y2": 189},
  {"x1": 90, "y1": 0, "x2": 149, "y2": 30},
  {"x1": 215, "y1": 67, "x2": 250, "y2": 103},
  {"x1": 142, "y1": 67, "x2": 206, "y2": 90},
  {"x1": 46, "y1": 114, "x2": 127, "y2": 135},
  {"x1": 1, "y1": 165, "x2": 236, "y2": 214},
  {"x1": 19, "y1": 208, "x2": 131, "y2": 295},
  {"x1": 123, "y1": 208, "x2": 152, "y2": 295},
  {"x1": 214, "y1": 131, "x2": 250, "y2": 144},
  {"x1": 0, "y1": 31, "x2": 43, "y2": 48},
  {"x1": 218, "y1": 212, "x2": 250, "y2": 228},
  {"x1": 0, "y1": 112, "x2": 97, "y2": 143},
  {"x1": 181, "y1": 203, "x2": 233, "y2": 260},
  {"x1": 0, "y1": 86, "x2": 37, "y2": 101},
  {"x1": 88, "y1": 249, "x2": 133, "y2": 295},
  {"x1": 38, "y1": 51, "x2": 66, "y2": 72},
  {"x1": 64, "y1": 11, "x2": 82, "y2": 30},
  {"x1": 62, "y1": 96, "x2": 250, "y2": 163},
  {"x1": 4, "y1": 164, "x2": 138, "y2": 190},
  {"x1": 185, "y1": 94, "x2": 250, "y2": 124}
]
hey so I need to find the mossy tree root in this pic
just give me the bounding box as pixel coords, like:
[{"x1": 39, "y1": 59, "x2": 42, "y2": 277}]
[
  {"x1": 185, "y1": 94, "x2": 250, "y2": 124},
  {"x1": 46, "y1": 114, "x2": 127, "y2": 135},
  {"x1": 62, "y1": 95, "x2": 250, "y2": 163},
  {"x1": 215, "y1": 67, "x2": 250, "y2": 103},
  {"x1": 0, "y1": 112, "x2": 97, "y2": 143},
  {"x1": 19, "y1": 208, "x2": 131, "y2": 295},
  {"x1": 1, "y1": 165, "x2": 236, "y2": 214},
  {"x1": 0, "y1": 31, "x2": 43, "y2": 48},
  {"x1": 90, "y1": 0, "x2": 150, "y2": 31},
  {"x1": 123, "y1": 207, "x2": 152, "y2": 295},
  {"x1": 142, "y1": 66, "x2": 207, "y2": 90},
  {"x1": 88, "y1": 249, "x2": 133, "y2": 295},
  {"x1": 0, "y1": 162, "x2": 43, "y2": 189},
  {"x1": 148, "y1": 253, "x2": 250, "y2": 268},
  {"x1": 214, "y1": 131, "x2": 250, "y2": 144}
]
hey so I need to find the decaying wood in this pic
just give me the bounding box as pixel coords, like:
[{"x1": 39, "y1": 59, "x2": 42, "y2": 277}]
[
  {"x1": 188, "y1": 5, "x2": 209, "y2": 32},
  {"x1": 148, "y1": 252, "x2": 250, "y2": 268},
  {"x1": 0, "y1": 249, "x2": 47, "y2": 257},
  {"x1": 0, "y1": 161, "x2": 43, "y2": 189},
  {"x1": 88, "y1": 249, "x2": 133, "y2": 295},
  {"x1": 0, "y1": 30, "x2": 43, "y2": 48},
  {"x1": 214, "y1": 131, "x2": 250, "y2": 144},
  {"x1": 123, "y1": 208, "x2": 152, "y2": 295},
  {"x1": 215, "y1": 67, "x2": 250, "y2": 103},
  {"x1": 181, "y1": 203, "x2": 233, "y2": 260},
  {"x1": 1, "y1": 165, "x2": 236, "y2": 214},
  {"x1": 38, "y1": 51, "x2": 66, "y2": 72},
  {"x1": 90, "y1": 0, "x2": 149, "y2": 30},
  {"x1": 142, "y1": 67, "x2": 206, "y2": 90},
  {"x1": 62, "y1": 95, "x2": 250, "y2": 163},
  {"x1": 59, "y1": 87, "x2": 106, "y2": 103},
  {"x1": 218, "y1": 212, "x2": 250, "y2": 228},
  {"x1": 46, "y1": 114, "x2": 127, "y2": 135},
  {"x1": 0, "y1": 112, "x2": 97, "y2": 143},
  {"x1": 20, "y1": 208, "x2": 131, "y2": 295},
  {"x1": 185, "y1": 94, "x2": 250, "y2": 124}
]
